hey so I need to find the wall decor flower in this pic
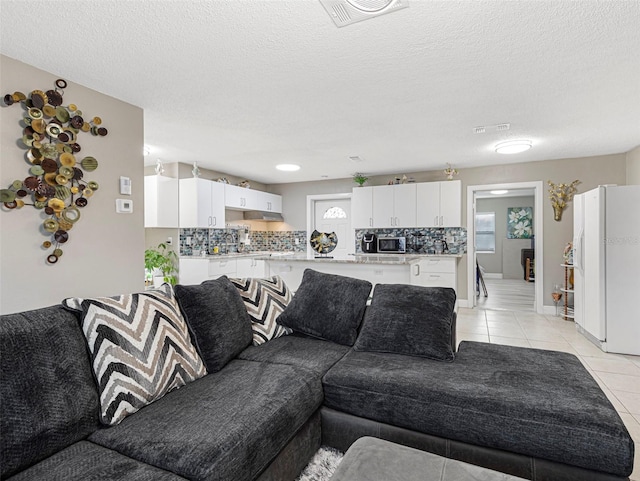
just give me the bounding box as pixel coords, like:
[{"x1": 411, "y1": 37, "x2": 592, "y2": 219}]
[
  {"x1": 507, "y1": 207, "x2": 533, "y2": 239},
  {"x1": 547, "y1": 180, "x2": 580, "y2": 221},
  {"x1": 1, "y1": 79, "x2": 108, "y2": 264}
]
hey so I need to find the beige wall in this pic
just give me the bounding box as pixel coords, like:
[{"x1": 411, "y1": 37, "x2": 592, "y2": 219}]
[
  {"x1": 1, "y1": 55, "x2": 144, "y2": 314},
  {"x1": 271, "y1": 154, "x2": 627, "y2": 305},
  {"x1": 627, "y1": 145, "x2": 640, "y2": 185}
]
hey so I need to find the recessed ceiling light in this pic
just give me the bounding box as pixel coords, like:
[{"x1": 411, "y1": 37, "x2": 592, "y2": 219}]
[
  {"x1": 276, "y1": 164, "x2": 300, "y2": 172},
  {"x1": 495, "y1": 140, "x2": 532, "y2": 154},
  {"x1": 490, "y1": 190, "x2": 509, "y2": 195}
]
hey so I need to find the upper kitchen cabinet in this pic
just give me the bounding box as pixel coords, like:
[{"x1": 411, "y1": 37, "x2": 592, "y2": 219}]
[
  {"x1": 255, "y1": 191, "x2": 282, "y2": 213},
  {"x1": 351, "y1": 186, "x2": 374, "y2": 228},
  {"x1": 225, "y1": 184, "x2": 258, "y2": 210},
  {"x1": 144, "y1": 175, "x2": 179, "y2": 228},
  {"x1": 372, "y1": 184, "x2": 417, "y2": 228},
  {"x1": 179, "y1": 178, "x2": 225, "y2": 228},
  {"x1": 416, "y1": 180, "x2": 461, "y2": 227}
]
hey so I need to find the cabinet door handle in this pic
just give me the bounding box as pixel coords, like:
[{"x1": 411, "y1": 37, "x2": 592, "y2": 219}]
[
  {"x1": 208, "y1": 216, "x2": 213, "y2": 226},
  {"x1": 434, "y1": 216, "x2": 438, "y2": 226},
  {"x1": 439, "y1": 216, "x2": 443, "y2": 226},
  {"x1": 412, "y1": 264, "x2": 420, "y2": 276},
  {"x1": 395, "y1": 217, "x2": 399, "y2": 226},
  {"x1": 369, "y1": 218, "x2": 373, "y2": 227},
  {"x1": 212, "y1": 216, "x2": 217, "y2": 226}
]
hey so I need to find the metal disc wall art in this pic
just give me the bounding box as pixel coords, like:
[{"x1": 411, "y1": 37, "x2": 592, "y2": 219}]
[{"x1": 2, "y1": 79, "x2": 108, "y2": 264}]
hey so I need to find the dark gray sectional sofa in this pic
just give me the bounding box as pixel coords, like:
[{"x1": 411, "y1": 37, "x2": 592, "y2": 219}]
[{"x1": 0, "y1": 269, "x2": 634, "y2": 481}]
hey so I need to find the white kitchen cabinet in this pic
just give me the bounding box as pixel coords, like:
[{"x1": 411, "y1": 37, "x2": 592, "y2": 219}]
[
  {"x1": 144, "y1": 175, "x2": 179, "y2": 228},
  {"x1": 372, "y1": 184, "x2": 417, "y2": 228},
  {"x1": 208, "y1": 258, "x2": 237, "y2": 278},
  {"x1": 179, "y1": 178, "x2": 225, "y2": 228},
  {"x1": 416, "y1": 180, "x2": 461, "y2": 227},
  {"x1": 178, "y1": 258, "x2": 238, "y2": 285},
  {"x1": 225, "y1": 184, "x2": 258, "y2": 210},
  {"x1": 410, "y1": 257, "x2": 457, "y2": 290},
  {"x1": 255, "y1": 191, "x2": 282, "y2": 213},
  {"x1": 236, "y1": 258, "x2": 266, "y2": 278},
  {"x1": 351, "y1": 187, "x2": 374, "y2": 228}
]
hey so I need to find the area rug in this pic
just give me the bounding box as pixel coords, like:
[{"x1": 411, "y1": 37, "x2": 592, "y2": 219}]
[{"x1": 296, "y1": 446, "x2": 343, "y2": 481}]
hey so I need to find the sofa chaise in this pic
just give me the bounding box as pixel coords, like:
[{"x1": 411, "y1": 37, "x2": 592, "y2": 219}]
[{"x1": 0, "y1": 269, "x2": 634, "y2": 481}]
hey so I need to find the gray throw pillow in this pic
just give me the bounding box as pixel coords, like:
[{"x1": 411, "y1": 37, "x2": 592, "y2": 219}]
[
  {"x1": 277, "y1": 269, "x2": 372, "y2": 346},
  {"x1": 174, "y1": 276, "x2": 253, "y2": 372},
  {"x1": 354, "y1": 284, "x2": 456, "y2": 361}
]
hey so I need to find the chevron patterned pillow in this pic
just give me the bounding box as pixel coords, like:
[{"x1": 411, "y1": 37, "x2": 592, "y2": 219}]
[
  {"x1": 229, "y1": 276, "x2": 293, "y2": 345},
  {"x1": 62, "y1": 284, "x2": 207, "y2": 425}
]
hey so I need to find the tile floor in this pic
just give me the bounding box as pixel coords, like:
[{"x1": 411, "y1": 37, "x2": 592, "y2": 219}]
[{"x1": 457, "y1": 307, "x2": 640, "y2": 480}]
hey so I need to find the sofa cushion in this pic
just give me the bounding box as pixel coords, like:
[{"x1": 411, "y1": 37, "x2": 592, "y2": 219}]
[
  {"x1": 0, "y1": 306, "x2": 101, "y2": 478},
  {"x1": 354, "y1": 284, "x2": 456, "y2": 361},
  {"x1": 6, "y1": 441, "x2": 187, "y2": 481},
  {"x1": 174, "y1": 276, "x2": 253, "y2": 371},
  {"x1": 62, "y1": 284, "x2": 207, "y2": 425},
  {"x1": 89, "y1": 359, "x2": 324, "y2": 481},
  {"x1": 238, "y1": 334, "x2": 350, "y2": 377},
  {"x1": 322, "y1": 341, "x2": 634, "y2": 477},
  {"x1": 229, "y1": 275, "x2": 293, "y2": 345},
  {"x1": 277, "y1": 269, "x2": 371, "y2": 346}
]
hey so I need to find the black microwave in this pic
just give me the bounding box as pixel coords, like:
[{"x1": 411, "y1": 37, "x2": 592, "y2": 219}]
[{"x1": 377, "y1": 237, "x2": 406, "y2": 253}]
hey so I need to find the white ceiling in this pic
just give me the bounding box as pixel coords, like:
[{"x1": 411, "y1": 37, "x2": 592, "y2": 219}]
[{"x1": 2, "y1": 0, "x2": 639, "y2": 184}]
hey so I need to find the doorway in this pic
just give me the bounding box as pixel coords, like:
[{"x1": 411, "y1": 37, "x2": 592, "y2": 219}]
[
  {"x1": 306, "y1": 193, "x2": 354, "y2": 259},
  {"x1": 467, "y1": 182, "x2": 544, "y2": 314}
]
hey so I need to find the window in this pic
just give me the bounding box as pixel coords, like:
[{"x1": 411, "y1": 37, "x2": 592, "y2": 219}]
[
  {"x1": 475, "y1": 212, "x2": 495, "y2": 253},
  {"x1": 323, "y1": 206, "x2": 347, "y2": 219}
]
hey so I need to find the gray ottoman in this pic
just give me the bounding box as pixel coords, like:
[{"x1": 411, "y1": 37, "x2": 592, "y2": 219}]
[{"x1": 330, "y1": 437, "x2": 526, "y2": 481}]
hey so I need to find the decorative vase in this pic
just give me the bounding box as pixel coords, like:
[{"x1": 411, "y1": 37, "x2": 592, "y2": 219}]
[{"x1": 553, "y1": 204, "x2": 563, "y2": 221}]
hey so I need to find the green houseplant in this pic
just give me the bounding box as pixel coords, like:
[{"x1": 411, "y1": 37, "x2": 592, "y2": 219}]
[
  {"x1": 352, "y1": 173, "x2": 368, "y2": 187},
  {"x1": 144, "y1": 243, "x2": 178, "y2": 286}
]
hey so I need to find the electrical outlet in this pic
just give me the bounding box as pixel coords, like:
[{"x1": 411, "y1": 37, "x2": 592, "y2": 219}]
[
  {"x1": 294, "y1": 238, "x2": 299, "y2": 245},
  {"x1": 166, "y1": 237, "x2": 173, "y2": 245}
]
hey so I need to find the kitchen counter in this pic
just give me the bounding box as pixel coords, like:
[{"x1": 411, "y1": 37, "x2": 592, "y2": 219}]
[{"x1": 180, "y1": 252, "x2": 462, "y2": 264}]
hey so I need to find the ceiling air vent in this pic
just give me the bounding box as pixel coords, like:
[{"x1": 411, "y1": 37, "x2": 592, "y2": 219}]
[{"x1": 319, "y1": 0, "x2": 409, "y2": 27}]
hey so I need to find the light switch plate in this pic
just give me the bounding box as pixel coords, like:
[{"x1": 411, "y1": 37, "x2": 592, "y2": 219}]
[
  {"x1": 119, "y1": 176, "x2": 131, "y2": 195},
  {"x1": 115, "y1": 198, "x2": 133, "y2": 213}
]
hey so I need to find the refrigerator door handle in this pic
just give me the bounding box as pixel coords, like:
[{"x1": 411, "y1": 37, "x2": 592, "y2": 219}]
[{"x1": 574, "y1": 229, "x2": 584, "y2": 271}]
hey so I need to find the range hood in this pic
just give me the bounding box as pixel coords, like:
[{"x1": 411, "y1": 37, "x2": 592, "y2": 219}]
[{"x1": 243, "y1": 210, "x2": 284, "y2": 222}]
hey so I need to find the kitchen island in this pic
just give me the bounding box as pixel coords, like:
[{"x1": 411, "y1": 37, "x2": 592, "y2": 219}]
[{"x1": 179, "y1": 252, "x2": 460, "y2": 293}]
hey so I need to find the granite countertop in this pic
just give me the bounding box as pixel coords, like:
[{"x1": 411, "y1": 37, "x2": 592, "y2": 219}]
[{"x1": 180, "y1": 252, "x2": 462, "y2": 264}]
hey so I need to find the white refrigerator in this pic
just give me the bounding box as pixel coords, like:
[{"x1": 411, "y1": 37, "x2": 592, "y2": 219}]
[{"x1": 573, "y1": 185, "x2": 640, "y2": 355}]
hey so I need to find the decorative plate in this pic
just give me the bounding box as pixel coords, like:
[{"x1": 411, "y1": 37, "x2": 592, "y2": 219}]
[{"x1": 310, "y1": 230, "x2": 338, "y2": 254}]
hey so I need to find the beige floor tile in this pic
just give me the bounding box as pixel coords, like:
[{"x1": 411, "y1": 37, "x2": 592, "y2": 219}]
[
  {"x1": 567, "y1": 338, "x2": 613, "y2": 358},
  {"x1": 457, "y1": 333, "x2": 490, "y2": 347},
  {"x1": 484, "y1": 310, "x2": 517, "y2": 321},
  {"x1": 596, "y1": 372, "x2": 640, "y2": 395},
  {"x1": 582, "y1": 356, "x2": 640, "y2": 376},
  {"x1": 457, "y1": 324, "x2": 489, "y2": 335},
  {"x1": 522, "y1": 328, "x2": 564, "y2": 342},
  {"x1": 528, "y1": 340, "x2": 578, "y2": 355},
  {"x1": 613, "y1": 391, "x2": 640, "y2": 415},
  {"x1": 634, "y1": 413, "x2": 640, "y2": 425},
  {"x1": 600, "y1": 385, "x2": 629, "y2": 413},
  {"x1": 626, "y1": 355, "x2": 640, "y2": 369},
  {"x1": 487, "y1": 325, "x2": 527, "y2": 339},
  {"x1": 488, "y1": 336, "x2": 531, "y2": 348}
]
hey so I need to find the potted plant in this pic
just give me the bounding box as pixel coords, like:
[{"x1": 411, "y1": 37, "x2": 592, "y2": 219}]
[
  {"x1": 352, "y1": 173, "x2": 368, "y2": 187},
  {"x1": 144, "y1": 243, "x2": 178, "y2": 286}
]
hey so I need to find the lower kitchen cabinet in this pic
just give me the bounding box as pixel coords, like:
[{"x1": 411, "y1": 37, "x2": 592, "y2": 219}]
[
  {"x1": 410, "y1": 257, "x2": 457, "y2": 290},
  {"x1": 236, "y1": 258, "x2": 266, "y2": 278}
]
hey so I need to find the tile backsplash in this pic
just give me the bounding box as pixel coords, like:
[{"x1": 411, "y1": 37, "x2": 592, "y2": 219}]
[
  {"x1": 355, "y1": 227, "x2": 467, "y2": 255},
  {"x1": 179, "y1": 227, "x2": 466, "y2": 256},
  {"x1": 179, "y1": 228, "x2": 307, "y2": 256}
]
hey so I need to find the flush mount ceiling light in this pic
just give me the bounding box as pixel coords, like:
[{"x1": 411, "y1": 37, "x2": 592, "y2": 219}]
[
  {"x1": 495, "y1": 140, "x2": 532, "y2": 154},
  {"x1": 276, "y1": 164, "x2": 301, "y2": 172},
  {"x1": 319, "y1": 0, "x2": 409, "y2": 27},
  {"x1": 490, "y1": 190, "x2": 509, "y2": 195}
]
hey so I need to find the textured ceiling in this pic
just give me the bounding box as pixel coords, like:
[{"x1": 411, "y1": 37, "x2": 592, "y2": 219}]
[{"x1": 2, "y1": 0, "x2": 639, "y2": 184}]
